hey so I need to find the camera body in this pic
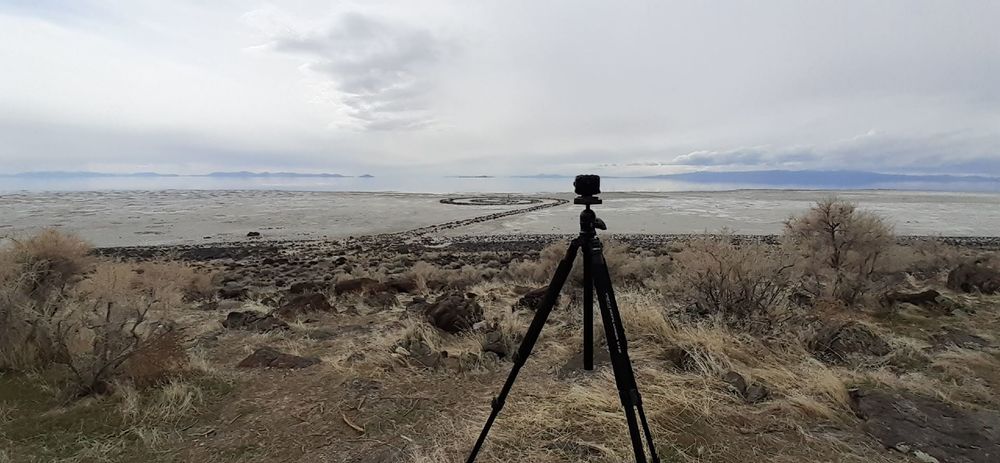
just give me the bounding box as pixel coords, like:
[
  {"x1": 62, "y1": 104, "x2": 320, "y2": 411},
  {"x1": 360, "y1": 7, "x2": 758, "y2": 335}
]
[{"x1": 573, "y1": 174, "x2": 602, "y2": 205}]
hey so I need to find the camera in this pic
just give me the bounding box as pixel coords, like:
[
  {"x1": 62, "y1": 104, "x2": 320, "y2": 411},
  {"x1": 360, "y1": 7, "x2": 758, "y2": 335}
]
[{"x1": 574, "y1": 174, "x2": 601, "y2": 196}]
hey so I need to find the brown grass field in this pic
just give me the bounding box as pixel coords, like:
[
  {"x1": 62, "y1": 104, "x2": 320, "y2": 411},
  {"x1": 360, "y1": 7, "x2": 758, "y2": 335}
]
[{"x1": 2, "y1": 199, "x2": 999, "y2": 463}]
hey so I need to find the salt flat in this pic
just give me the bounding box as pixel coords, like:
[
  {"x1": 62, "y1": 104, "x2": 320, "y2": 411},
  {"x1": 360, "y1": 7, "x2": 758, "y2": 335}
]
[{"x1": 2, "y1": 189, "x2": 998, "y2": 247}]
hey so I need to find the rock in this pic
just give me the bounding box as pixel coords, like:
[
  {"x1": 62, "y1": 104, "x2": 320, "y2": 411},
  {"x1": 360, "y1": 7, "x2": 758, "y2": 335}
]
[
  {"x1": 422, "y1": 292, "x2": 484, "y2": 333},
  {"x1": 334, "y1": 256, "x2": 348, "y2": 266},
  {"x1": 222, "y1": 311, "x2": 289, "y2": 332},
  {"x1": 406, "y1": 297, "x2": 428, "y2": 312},
  {"x1": 721, "y1": 371, "x2": 748, "y2": 396},
  {"x1": 663, "y1": 345, "x2": 697, "y2": 372},
  {"x1": 274, "y1": 293, "x2": 334, "y2": 317},
  {"x1": 807, "y1": 321, "x2": 891, "y2": 364},
  {"x1": 514, "y1": 286, "x2": 554, "y2": 311},
  {"x1": 383, "y1": 277, "x2": 418, "y2": 294},
  {"x1": 482, "y1": 331, "x2": 509, "y2": 359},
  {"x1": 397, "y1": 339, "x2": 444, "y2": 368},
  {"x1": 364, "y1": 291, "x2": 399, "y2": 310},
  {"x1": 881, "y1": 289, "x2": 941, "y2": 307},
  {"x1": 721, "y1": 371, "x2": 769, "y2": 403},
  {"x1": 947, "y1": 261, "x2": 1000, "y2": 294},
  {"x1": 246, "y1": 231, "x2": 261, "y2": 238},
  {"x1": 218, "y1": 282, "x2": 247, "y2": 300},
  {"x1": 289, "y1": 281, "x2": 327, "y2": 294},
  {"x1": 929, "y1": 327, "x2": 990, "y2": 349},
  {"x1": 237, "y1": 347, "x2": 319, "y2": 369},
  {"x1": 851, "y1": 388, "x2": 1000, "y2": 463},
  {"x1": 745, "y1": 383, "x2": 770, "y2": 404},
  {"x1": 334, "y1": 277, "x2": 381, "y2": 295}
]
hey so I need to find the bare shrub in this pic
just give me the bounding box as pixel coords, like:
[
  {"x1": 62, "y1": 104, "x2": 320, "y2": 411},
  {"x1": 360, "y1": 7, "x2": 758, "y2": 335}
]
[
  {"x1": 5, "y1": 229, "x2": 92, "y2": 301},
  {"x1": 0, "y1": 230, "x2": 93, "y2": 370},
  {"x1": 121, "y1": 330, "x2": 189, "y2": 388},
  {"x1": 670, "y1": 236, "x2": 793, "y2": 324},
  {"x1": 51, "y1": 299, "x2": 177, "y2": 395},
  {"x1": 784, "y1": 198, "x2": 895, "y2": 306}
]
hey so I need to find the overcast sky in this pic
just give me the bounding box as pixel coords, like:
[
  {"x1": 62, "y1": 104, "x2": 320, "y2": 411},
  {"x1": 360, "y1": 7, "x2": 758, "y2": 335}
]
[{"x1": 1, "y1": 1, "x2": 998, "y2": 176}]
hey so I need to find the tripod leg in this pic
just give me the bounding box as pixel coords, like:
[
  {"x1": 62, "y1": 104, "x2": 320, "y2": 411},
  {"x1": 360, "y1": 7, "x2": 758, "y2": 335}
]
[
  {"x1": 466, "y1": 239, "x2": 581, "y2": 463},
  {"x1": 587, "y1": 242, "x2": 661, "y2": 463},
  {"x1": 582, "y1": 239, "x2": 594, "y2": 370}
]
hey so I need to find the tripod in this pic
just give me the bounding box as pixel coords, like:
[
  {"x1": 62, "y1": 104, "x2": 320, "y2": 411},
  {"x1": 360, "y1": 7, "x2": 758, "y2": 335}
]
[{"x1": 466, "y1": 194, "x2": 660, "y2": 463}]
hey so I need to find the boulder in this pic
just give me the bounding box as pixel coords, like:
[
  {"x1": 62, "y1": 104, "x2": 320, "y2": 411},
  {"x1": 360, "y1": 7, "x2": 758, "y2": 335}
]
[
  {"x1": 384, "y1": 277, "x2": 418, "y2": 294},
  {"x1": 720, "y1": 371, "x2": 770, "y2": 403},
  {"x1": 289, "y1": 281, "x2": 327, "y2": 294},
  {"x1": 663, "y1": 344, "x2": 697, "y2": 372},
  {"x1": 237, "y1": 347, "x2": 319, "y2": 369},
  {"x1": 218, "y1": 282, "x2": 247, "y2": 300},
  {"x1": 364, "y1": 291, "x2": 399, "y2": 311},
  {"x1": 947, "y1": 262, "x2": 1000, "y2": 294},
  {"x1": 881, "y1": 289, "x2": 941, "y2": 307},
  {"x1": 222, "y1": 311, "x2": 289, "y2": 332},
  {"x1": 929, "y1": 327, "x2": 990, "y2": 349},
  {"x1": 851, "y1": 388, "x2": 1000, "y2": 463},
  {"x1": 808, "y1": 321, "x2": 891, "y2": 364},
  {"x1": 246, "y1": 231, "x2": 261, "y2": 238},
  {"x1": 514, "y1": 286, "x2": 554, "y2": 311},
  {"x1": 422, "y1": 292, "x2": 484, "y2": 333},
  {"x1": 274, "y1": 293, "x2": 334, "y2": 317},
  {"x1": 334, "y1": 277, "x2": 381, "y2": 295},
  {"x1": 721, "y1": 371, "x2": 748, "y2": 396},
  {"x1": 482, "y1": 330, "x2": 509, "y2": 359},
  {"x1": 745, "y1": 384, "x2": 770, "y2": 404}
]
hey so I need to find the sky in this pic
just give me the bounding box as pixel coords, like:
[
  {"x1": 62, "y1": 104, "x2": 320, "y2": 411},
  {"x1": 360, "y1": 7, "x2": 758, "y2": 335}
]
[{"x1": 1, "y1": 0, "x2": 998, "y2": 176}]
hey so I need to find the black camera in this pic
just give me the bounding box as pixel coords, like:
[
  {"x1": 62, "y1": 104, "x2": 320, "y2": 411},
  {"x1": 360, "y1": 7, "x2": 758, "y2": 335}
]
[
  {"x1": 574, "y1": 174, "x2": 601, "y2": 196},
  {"x1": 573, "y1": 174, "x2": 602, "y2": 205}
]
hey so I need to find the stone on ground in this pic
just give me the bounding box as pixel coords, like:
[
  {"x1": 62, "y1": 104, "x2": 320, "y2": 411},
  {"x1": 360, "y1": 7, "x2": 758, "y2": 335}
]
[{"x1": 851, "y1": 388, "x2": 1000, "y2": 463}]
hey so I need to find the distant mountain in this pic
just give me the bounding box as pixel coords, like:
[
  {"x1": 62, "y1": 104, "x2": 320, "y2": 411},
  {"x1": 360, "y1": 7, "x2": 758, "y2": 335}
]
[
  {"x1": 511, "y1": 173, "x2": 572, "y2": 178},
  {"x1": 205, "y1": 171, "x2": 347, "y2": 178},
  {"x1": 2, "y1": 171, "x2": 351, "y2": 178},
  {"x1": 642, "y1": 170, "x2": 1000, "y2": 187},
  {"x1": 5, "y1": 171, "x2": 180, "y2": 178}
]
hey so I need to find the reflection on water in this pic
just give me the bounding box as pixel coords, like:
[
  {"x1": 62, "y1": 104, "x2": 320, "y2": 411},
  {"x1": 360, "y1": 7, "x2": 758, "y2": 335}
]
[{"x1": 3, "y1": 175, "x2": 999, "y2": 194}]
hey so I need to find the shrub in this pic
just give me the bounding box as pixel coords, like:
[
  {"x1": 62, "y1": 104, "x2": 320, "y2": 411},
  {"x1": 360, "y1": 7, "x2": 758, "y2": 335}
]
[
  {"x1": 0, "y1": 230, "x2": 93, "y2": 370},
  {"x1": 1, "y1": 230, "x2": 202, "y2": 393},
  {"x1": 784, "y1": 198, "x2": 894, "y2": 306},
  {"x1": 671, "y1": 236, "x2": 793, "y2": 324},
  {"x1": 51, "y1": 298, "x2": 177, "y2": 396}
]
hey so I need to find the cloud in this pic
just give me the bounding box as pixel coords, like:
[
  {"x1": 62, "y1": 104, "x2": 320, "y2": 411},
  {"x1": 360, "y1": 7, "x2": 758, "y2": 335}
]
[
  {"x1": 662, "y1": 130, "x2": 1000, "y2": 175},
  {"x1": 247, "y1": 10, "x2": 451, "y2": 131}
]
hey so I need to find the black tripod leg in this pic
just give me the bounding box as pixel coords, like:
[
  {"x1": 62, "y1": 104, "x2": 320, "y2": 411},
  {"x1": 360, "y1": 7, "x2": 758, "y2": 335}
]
[
  {"x1": 582, "y1": 239, "x2": 594, "y2": 370},
  {"x1": 588, "y1": 244, "x2": 660, "y2": 463},
  {"x1": 466, "y1": 239, "x2": 581, "y2": 463}
]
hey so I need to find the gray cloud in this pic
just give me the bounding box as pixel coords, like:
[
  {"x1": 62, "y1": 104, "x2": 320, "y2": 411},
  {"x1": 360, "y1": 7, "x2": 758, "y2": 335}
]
[{"x1": 257, "y1": 11, "x2": 450, "y2": 131}]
